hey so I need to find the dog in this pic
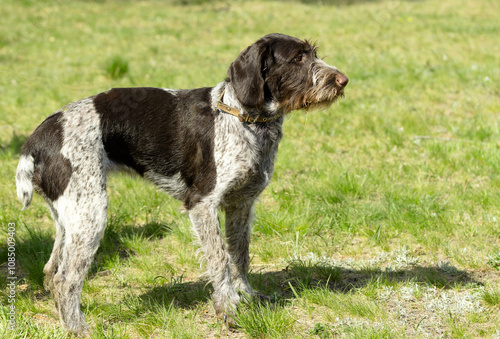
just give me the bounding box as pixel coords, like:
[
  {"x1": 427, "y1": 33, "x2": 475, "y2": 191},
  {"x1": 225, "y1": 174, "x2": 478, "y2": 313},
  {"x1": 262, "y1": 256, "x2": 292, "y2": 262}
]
[{"x1": 16, "y1": 33, "x2": 348, "y2": 335}]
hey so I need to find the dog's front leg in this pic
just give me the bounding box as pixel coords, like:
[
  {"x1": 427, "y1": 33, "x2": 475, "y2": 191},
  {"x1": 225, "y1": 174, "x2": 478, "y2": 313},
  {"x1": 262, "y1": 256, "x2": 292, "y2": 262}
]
[
  {"x1": 225, "y1": 201, "x2": 255, "y2": 298},
  {"x1": 189, "y1": 202, "x2": 240, "y2": 319}
]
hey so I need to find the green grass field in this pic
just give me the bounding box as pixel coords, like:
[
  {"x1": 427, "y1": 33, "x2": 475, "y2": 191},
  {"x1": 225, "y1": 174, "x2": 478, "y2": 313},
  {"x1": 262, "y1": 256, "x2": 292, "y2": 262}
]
[{"x1": 1, "y1": 0, "x2": 500, "y2": 337}]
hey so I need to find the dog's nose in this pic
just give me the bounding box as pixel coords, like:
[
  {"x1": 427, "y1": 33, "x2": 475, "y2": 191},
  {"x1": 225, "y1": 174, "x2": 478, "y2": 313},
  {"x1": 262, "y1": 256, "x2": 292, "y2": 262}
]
[{"x1": 336, "y1": 74, "x2": 349, "y2": 88}]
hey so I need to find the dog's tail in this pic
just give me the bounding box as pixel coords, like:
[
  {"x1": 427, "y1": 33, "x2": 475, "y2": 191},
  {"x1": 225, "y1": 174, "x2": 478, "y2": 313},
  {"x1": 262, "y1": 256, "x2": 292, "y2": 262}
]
[{"x1": 16, "y1": 154, "x2": 35, "y2": 210}]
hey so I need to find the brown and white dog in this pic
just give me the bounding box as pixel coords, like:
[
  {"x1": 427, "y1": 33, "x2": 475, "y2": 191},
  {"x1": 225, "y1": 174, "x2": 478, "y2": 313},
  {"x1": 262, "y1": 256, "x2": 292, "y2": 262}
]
[{"x1": 16, "y1": 33, "x2": 348, "y2": 335}]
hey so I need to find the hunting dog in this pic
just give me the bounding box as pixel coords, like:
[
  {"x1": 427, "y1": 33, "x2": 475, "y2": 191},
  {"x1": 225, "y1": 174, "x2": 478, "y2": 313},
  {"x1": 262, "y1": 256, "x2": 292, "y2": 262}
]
[{"x1": 16, "y1": 33, "x2": 348, "y2": 335}]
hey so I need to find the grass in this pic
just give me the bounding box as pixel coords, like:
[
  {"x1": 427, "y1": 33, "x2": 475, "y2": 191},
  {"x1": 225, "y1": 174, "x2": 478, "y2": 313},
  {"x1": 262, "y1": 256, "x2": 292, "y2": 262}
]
[
  {"x1": 105, "y1": 56, "x2": 130, "y2": 80},
  {"x1": 1, "y1": 0, "x2": 500, "y2": 337},
  {"x1": 235, "y1": 299, "x2": 296, "y2": 338},
  {"x1": 480, "y1": 289, "x2": 500, "y2": 308}
]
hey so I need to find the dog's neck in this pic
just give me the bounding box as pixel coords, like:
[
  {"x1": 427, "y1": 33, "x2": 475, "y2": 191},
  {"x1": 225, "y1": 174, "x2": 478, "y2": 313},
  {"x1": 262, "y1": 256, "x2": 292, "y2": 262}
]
[{"x1": 217, "y1": 82, "x2": 285, "y2": 124}]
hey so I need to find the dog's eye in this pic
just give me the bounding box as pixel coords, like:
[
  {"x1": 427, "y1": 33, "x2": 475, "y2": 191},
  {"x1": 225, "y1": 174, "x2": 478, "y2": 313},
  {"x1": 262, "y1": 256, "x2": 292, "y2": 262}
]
[{"x1": 293, "y1": 54, "x2": 303, "y2": 63}]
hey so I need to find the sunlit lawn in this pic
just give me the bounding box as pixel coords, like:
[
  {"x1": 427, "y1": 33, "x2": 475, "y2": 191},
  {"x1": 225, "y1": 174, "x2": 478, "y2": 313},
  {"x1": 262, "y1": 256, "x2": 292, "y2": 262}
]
[{"x1": 1, "y1": 0, "x2": 499, "y2": 337}]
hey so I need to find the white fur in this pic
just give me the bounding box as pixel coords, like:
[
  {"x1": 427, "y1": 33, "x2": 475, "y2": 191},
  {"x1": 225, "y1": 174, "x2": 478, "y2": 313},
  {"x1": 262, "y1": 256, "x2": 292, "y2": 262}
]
[
  {"x1": 312, "y1": 58, "x2": 339, "y2": 85},
  {"x1": 16, "y1": 154, "x2": 35, "y2": 210}
]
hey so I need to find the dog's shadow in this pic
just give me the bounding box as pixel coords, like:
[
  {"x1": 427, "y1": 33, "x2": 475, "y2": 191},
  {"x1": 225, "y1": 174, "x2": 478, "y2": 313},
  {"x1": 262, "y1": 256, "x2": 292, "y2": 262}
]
[
  {"x1": 4, "y1": 222, "x2": 483, "y2": 315},
  {"x1": 139, "y1": 277, "x2": 213, "y2": 310},
  {"x1": 251, "y1": 262, "x2": 483, "y2": 297},
  {"x1": 90, "y1": 220, "x2": 173, "y2": 275},
  {"x1": 0, "y1": 221, "x2": 171, "y2": 291},
  {"x1": 135, "y1": 260, "x2": 483, "y2": 312}
]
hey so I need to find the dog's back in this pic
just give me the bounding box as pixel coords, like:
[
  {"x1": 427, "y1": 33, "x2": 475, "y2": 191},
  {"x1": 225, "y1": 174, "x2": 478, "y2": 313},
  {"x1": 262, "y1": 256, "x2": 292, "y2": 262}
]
[{"x1": 16, "y1": 87, "x2": 220, "y2": 209}]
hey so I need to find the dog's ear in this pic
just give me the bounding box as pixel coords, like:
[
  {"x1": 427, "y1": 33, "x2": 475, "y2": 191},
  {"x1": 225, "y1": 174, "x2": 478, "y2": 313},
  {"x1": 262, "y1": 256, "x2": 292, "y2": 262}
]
[{"x1": 228, "y1": 42, "x2": 269, "y2": 109}]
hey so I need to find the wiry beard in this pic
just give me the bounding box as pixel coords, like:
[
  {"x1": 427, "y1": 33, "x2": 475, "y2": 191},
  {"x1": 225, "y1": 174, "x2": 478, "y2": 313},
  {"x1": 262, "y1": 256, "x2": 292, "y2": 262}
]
[{"x1": 278, "y1": 59, "x2": 346, "y2": 113}]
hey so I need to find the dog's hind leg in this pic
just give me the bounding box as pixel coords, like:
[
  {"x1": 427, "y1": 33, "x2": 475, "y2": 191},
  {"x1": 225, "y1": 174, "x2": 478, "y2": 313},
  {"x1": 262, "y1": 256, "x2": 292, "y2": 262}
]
[
  {"x1": 43, "y1": 208, "x2": 65, "y2": 294},
  {"x1": 50, "y1": 182, "x2": 108, "y2": 336}
]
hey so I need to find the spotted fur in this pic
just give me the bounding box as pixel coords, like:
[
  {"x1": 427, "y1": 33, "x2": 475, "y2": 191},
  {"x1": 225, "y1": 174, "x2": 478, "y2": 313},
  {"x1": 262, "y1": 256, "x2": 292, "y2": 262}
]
[{"x1": 15, "y1": 33, "x2": 348, "y2": 336}]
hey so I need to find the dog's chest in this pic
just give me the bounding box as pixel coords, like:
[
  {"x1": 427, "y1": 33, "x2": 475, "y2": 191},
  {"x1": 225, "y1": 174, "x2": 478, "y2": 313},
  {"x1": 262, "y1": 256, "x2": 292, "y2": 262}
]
[{"x1": 213, "y1": 117, "x2": 283, "y2": 203}]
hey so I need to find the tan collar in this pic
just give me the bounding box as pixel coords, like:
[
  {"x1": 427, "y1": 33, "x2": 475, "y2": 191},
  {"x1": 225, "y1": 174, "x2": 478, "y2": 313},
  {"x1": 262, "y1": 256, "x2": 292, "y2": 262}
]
[{"x1": 216, "y1": 89, "x2": 280, "y2": 123}]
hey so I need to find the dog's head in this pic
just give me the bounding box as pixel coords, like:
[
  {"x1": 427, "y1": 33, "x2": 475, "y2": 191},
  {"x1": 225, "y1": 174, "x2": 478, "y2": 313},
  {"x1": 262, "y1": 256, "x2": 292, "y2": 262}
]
[{"x1": 228, "y1": 33, "x2": 348, "y2": 115}]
